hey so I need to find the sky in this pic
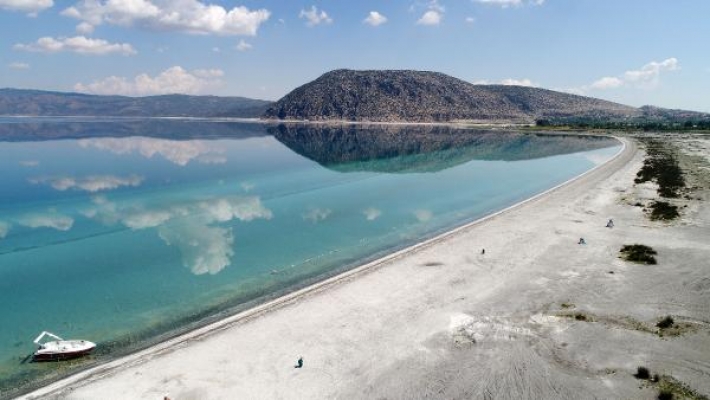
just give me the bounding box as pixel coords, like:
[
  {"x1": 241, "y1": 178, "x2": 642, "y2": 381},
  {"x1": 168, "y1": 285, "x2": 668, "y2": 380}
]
[{"x1": 0, "y1": 0, "x2": 708, "y2": 112}]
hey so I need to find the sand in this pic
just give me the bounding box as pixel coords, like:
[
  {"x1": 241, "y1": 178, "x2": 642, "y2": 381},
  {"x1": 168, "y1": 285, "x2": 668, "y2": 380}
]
[{"x1": 20, "y1": 135, "x2": 710, "y2": 400}]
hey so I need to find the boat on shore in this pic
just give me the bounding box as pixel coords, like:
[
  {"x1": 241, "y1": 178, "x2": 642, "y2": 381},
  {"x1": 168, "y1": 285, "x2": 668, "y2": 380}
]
[{"x1": 33, "y1": 331, "x2": 96, "y2": 362}]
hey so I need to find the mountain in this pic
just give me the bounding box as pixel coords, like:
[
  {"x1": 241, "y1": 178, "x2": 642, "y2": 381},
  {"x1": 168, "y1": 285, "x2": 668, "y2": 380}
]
[
  {"x1": 271, "y1": 124, "x2": 619, "y2": 173},
  {"x1": 263, "y1": 69, "x2": 639, "y2": 123},
  {"x1": 0, "y1": 89, "x2": 272, "y2": 118}
]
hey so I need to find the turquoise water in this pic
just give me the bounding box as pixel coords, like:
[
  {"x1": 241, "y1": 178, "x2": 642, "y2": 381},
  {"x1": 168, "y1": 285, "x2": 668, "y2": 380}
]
[{"x1": 0, "y1": 120, "x2": 620, "y2": 395}]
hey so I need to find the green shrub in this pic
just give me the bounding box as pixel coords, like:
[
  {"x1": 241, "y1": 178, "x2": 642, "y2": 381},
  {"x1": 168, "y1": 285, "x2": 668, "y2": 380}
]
[
  {"x1": 656, "y1": 316, "x2": 674, "y2": 329},
  {"x1": 635, "y1": 140, "x2": 686, "y2": 199},
  {"x1": 658, "y1": 389, "x2": 674, "y2": 400},
  {"x1": 649, "y1": 201, "x2": 680, "y2": 221},
  {"x1": 635, "y1": 366, "x2": 651, "y2": 379},
  {"x1": 620, "y1": 244, "x2": 658, "y2": 265}
]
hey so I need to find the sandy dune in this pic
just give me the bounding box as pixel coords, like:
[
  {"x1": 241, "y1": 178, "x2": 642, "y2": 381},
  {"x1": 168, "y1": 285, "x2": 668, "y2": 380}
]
[{"x1": 21, "y1": 135, "x2": 710, "y2": 400}]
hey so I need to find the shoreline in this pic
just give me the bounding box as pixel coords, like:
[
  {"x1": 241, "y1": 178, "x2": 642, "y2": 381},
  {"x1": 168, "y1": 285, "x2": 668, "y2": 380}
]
[
  {"x1": 0, "y1": 115, "x2": 530, "y2": 129},
  {"x1": 17, "y1": 137, "x2": 631, "y2": 399}
]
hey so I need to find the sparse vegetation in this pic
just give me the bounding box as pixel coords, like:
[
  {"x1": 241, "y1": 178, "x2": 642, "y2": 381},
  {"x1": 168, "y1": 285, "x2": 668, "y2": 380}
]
[
  {"x1": 649, "y1": 201, "x2": 680, "y2": 221},
  {"x1": 560, "y1": 302, "x2": 575, "y2": 309},
  {"x1": 557, "y1": 311, "x2": 594, "y2": 322},
  {"x1": 656, "y1": 375, "x2": 710, "y2": 400},
  {"x1": 631, "y1": 368, "x2": 709, "y2": 400},
  {"x1": 656, "y1": 316, "x2": 675, "y2": 329},
  {"x1": 635, "y1": 366, "x2": 651, "y2": 380},
  {"x1": 533, "y1": 106, "x2": 710, "y2": 131},
  {"x1": 635, "y1": 140, "x2": 686, "y2": 199},
  {"x1": 655, "y1": 316, "x2": 695, "y2": 338},
  {"x1": 620, "y1": 244, "x2": 658, "y2": 265}
]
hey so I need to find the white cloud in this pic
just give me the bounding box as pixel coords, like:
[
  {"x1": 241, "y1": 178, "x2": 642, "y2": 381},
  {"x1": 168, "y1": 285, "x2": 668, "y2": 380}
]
[
  {"x1": 465, "y1": 16, "x2": 475, "y2": 24},
  {"x1": 18, "y1": 212, "x2": 74, "y2": 231},
  {"x1": 76, "y1": 21, "x2": 94, "y2": 34},
  {"x1": 302, "y1": 207, "x2": 332, "y2": 223},
  {"x1": 30, "y1": 174, "x2": 144, "y2": 192},
  {"x1": 8, "y1": 62, "x2": 30, "y2": 70},
  {"x1": 474, "y1": 0, "x2": 544, "y2": 7},
  {"x1": 61, "y1": 0, "x2": 270, "y2": 36},
  {"x1": 363, "y1": 11, "x2": 387, "y2": 26},
  {"x1": 299, "y1": 5, "x2": 332, "y2": 27},
  {"x1": 590, "y1": 76, "x2": 623, "y2": 90},
  {"x1": 414, "y1": 209, "x2": 433, "y2": 222},
  {"x1": 417, "y1": 10, "x2": 442, "y2": 26},
  {"x1": 14, "y1": 36, "x2": 136, "y2": 55},
  {"x1": 0, "y1": 221, "x2": 10, "y2": 239},
  {"x1": 500, "y1": 78, "x2": 537, "y2": 87},
  {"x1": 74, "y1": 66, "x2": 223, "y2": 95},
  {"x1": 0, "y1": 0, "x2": 52, "y2": 14},
  {"x1": 475, "y1": 0, "x2": 521, "y2": 7},
  {"x1": 363, "y1": 207, "x2": 382, "y2": 221},
  {"x1": 623, "y1": 57, "x2": 679, "y2": 85},
  {"x1": 570, "y1": 57, "x2": 680, "y2": 94},
  {"x1": 78, "y1": 137, "x2": 226, "y2": 165},
  {"x1": 235, "y1": 39, "x2": 252, "y2": 51},
  {"x1": 473, "y1": 78, "x2": 538, "y2": 87}
]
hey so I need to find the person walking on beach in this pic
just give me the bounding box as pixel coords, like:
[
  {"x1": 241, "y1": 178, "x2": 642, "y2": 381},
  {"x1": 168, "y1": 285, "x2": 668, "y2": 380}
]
[
  {"x1": 578, "y1": 237, "x2": 586, "y2": 245},
  {"x1": 606, "y1": 219, "x2": 614, "y2": 228},
  {"x1": 295, "y1": 356, "x2": 303, "y2": 368},
  {"x1": 481, "y1": 248, "x2": 485, "y2": 255}
]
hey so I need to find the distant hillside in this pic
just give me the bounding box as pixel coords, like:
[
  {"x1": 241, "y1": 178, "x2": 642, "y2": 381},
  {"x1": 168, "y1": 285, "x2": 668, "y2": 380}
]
[
  {"x1": 0, "y1": 89, "x2": 272, "y2": 118},
  {"x1": 264, "y1": 69, "x2": 639, "y2": 123}
]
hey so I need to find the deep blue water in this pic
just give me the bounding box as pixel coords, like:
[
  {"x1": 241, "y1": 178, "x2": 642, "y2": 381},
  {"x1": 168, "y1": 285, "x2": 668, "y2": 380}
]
[{"x1": 0, "y1": 119, "x2": 620, "y2": 394}]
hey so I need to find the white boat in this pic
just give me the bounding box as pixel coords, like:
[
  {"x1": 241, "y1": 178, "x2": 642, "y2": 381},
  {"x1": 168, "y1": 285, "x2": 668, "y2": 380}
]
[{"x1": 33, "y1": 331, "x2": 96, "y2": 361}]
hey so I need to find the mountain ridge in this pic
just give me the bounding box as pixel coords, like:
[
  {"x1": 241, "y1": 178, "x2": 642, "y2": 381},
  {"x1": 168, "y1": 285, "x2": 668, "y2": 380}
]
[
  {"x1": 0, "y1": 88, "x2": 272, "y2": 118},
  {"x1": 263, "y1": 69, "x2": 640, "y2": 123}
]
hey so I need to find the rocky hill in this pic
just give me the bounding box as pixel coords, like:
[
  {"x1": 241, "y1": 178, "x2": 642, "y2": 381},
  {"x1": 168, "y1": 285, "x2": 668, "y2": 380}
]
[
  {"x1": 263, "y1": 69, "x2": 639, "y2": 123},
  {"x1": 0, "y1": 89, "x2": 271, "y2": 118}
]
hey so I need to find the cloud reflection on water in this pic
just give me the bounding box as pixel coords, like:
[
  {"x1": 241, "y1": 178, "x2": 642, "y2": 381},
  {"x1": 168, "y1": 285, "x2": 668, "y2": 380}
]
[
  {"x1": 0, "y1": 221, "x2": 10, "y2": 238},
  {"x1": 84, "y1": 195, "x2": 272, "y2": 275},
  {"x1": 77, "y1": 137, "x2": 226, "y2": 166},
  {"x1": 30, "y1": 174, "x2": 144, "y2": 192},
  {"x1": 414, "y1": 209, "x2": 433, "y2": 222},
  {"x1": 302, "y1": 208, "x2": 332, "y2": 224},
  {"x1": 17, "y1": 212, "x2": 74, "y2": 231},
  {"x1": 363, "y1": 207, "x2": 382, "y2": 221},
  {"x1": 19, "y1": 160, "x2": 40, "y2": 167}
]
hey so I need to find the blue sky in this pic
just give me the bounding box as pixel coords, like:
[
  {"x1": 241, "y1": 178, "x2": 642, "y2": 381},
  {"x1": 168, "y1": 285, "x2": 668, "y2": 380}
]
[{"x1": 0, "y1": 0, "x2": 708, "y2": 112}]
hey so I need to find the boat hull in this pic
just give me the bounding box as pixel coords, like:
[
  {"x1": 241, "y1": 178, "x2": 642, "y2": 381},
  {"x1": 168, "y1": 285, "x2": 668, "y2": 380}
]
[{"x1": 33, "y1": 347, "x2": 95, "y2": 362}]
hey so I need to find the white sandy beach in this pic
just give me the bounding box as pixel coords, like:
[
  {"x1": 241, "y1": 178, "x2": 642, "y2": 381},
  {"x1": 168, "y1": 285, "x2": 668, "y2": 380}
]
[{"x1": 21, "y1": 135, "x2": 710, "y2": 400}]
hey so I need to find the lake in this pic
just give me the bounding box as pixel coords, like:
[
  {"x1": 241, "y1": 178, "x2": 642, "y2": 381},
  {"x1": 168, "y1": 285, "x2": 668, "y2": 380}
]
[{"x1": 0, "y1": 119, "x2": 620, "y2": 396}]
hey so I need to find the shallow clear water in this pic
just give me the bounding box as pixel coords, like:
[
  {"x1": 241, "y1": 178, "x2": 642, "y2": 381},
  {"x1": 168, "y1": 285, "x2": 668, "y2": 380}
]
[{"x1": 0, "y1": 120, "x2": 620, "y2": 394}]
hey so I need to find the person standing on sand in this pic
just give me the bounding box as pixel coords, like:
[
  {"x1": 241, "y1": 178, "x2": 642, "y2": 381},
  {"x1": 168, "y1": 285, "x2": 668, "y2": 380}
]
[
  {"x1": 295, "y1": 356, "x2": 303, "y2": 368},
  {"x1": 606, "y1": 218, "x2": 614, "y2": 228}
]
